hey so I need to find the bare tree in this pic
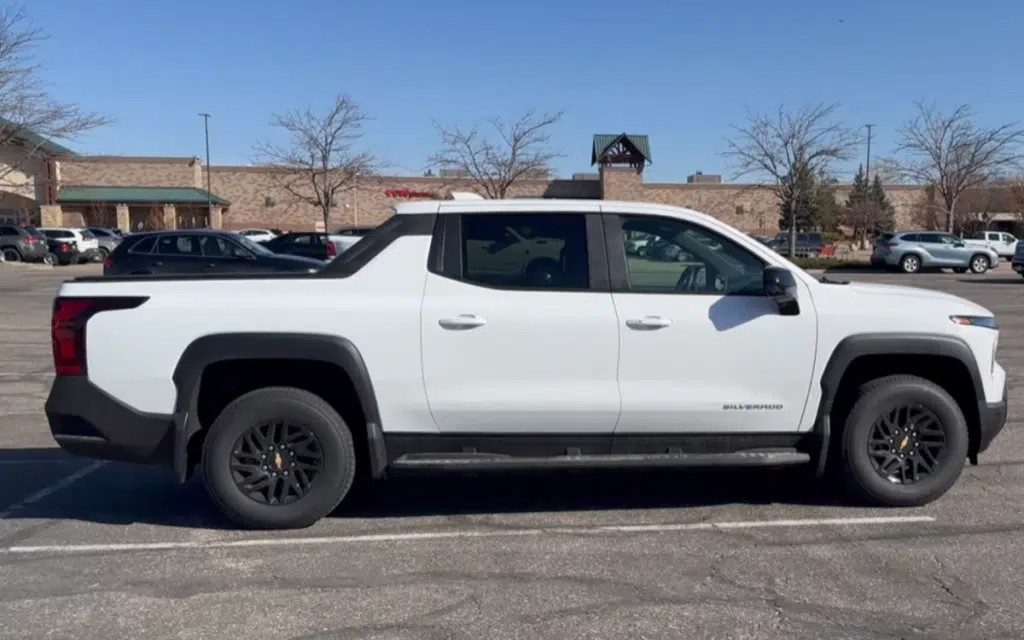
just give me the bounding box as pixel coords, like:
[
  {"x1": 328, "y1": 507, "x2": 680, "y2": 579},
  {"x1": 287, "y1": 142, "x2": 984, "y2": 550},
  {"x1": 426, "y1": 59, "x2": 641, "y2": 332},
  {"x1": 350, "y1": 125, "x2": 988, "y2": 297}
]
[
  {"x1": 723, "y1": 103, "x2": 859, "y2": 256},
  {"x1": 882, "y1": 101, "x2": 1024, "y2": 233},
  {"x1": 427, "y1": 110, "x2": 563, "y2": 198},
  {"x1": 0, "y1": 5, "x2": 110, "y2": 188},
  {"x1": 254, "y1": 95, "x2": 380, "y2": 234}
]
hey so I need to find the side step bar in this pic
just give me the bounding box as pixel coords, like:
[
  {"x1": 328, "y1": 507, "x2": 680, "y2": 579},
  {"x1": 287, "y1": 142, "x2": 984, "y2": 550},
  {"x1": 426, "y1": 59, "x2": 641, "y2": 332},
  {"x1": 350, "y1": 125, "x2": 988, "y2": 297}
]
[{"x1": 389, "y1": 449, "x2": 811, "y2": 472}]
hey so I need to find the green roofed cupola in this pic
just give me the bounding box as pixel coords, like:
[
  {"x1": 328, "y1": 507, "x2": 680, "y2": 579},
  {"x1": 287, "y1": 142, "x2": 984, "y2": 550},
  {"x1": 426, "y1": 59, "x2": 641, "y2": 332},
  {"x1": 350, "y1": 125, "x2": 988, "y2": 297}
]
[{"x1": 591, "y1": 134, "x2": 651, "y2": 170}]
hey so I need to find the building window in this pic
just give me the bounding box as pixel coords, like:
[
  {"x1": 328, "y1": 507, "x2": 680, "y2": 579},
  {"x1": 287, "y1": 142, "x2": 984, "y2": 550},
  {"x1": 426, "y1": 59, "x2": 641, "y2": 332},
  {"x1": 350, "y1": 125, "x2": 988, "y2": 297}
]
[{"x1": 735, "y1": 205, "x2": 745, "y2": 216}]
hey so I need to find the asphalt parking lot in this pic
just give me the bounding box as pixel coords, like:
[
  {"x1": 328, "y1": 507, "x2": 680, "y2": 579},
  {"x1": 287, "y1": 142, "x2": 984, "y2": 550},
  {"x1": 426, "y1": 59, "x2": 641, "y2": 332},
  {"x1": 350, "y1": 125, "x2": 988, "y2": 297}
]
[{"x1": 2, "y1": 262, "x2": 1024, "y2": 639}]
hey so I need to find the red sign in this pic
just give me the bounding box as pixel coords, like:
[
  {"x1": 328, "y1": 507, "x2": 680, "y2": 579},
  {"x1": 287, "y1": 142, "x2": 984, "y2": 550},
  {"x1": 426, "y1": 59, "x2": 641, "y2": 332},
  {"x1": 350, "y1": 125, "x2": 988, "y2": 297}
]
[{"x1": 385, "y1": 188, "x2": 436, "y2": 198}]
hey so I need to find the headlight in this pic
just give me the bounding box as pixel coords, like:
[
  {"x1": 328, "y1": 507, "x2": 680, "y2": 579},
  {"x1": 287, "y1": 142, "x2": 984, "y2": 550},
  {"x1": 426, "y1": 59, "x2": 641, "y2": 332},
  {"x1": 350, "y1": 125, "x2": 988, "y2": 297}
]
[{"x1": 950, "y1": 315, "x2": 998, "y2": 329}]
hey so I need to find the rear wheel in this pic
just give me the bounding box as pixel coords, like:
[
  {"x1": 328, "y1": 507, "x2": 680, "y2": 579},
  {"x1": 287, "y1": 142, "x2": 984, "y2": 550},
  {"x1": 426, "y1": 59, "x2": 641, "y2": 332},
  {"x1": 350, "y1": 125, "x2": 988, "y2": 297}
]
[
  {"x1": 2, "y1": 247, "x2": 21, "y2": 262},
  {"x1": 201, "y1": 386, "x2": 356, "y2": 529},
  {"x1": 838, "y1": 375, "x2": 968, "y2": 507},
  {"x1": 899, "y1": 254, "x2": 920, "y2": 274},
  {"x1": 969, "y1": 254, "x2": 990, "y2": 274}
]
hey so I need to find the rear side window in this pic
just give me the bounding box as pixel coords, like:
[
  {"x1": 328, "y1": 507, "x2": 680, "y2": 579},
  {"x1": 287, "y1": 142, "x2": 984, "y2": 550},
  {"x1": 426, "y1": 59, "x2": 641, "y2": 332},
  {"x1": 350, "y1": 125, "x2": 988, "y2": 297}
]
[
  {"x1": 156, "y1": 235, "x2": 200, "y2": 255},
  {"x1": 43, "y1": 229, "x2": 74, "y2": 239},
  {"x1": 0, "y1": 226, "x2": 17, "y2": 235},
  {"x1": 126, "y1": 236, "x2": 157, "y2": 254}
]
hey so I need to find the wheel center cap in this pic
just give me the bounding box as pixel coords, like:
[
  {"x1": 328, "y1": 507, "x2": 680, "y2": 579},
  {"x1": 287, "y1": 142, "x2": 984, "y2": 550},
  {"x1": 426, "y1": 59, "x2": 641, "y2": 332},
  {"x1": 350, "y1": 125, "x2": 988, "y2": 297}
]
[
  {"x1": 899, "y1": 435, "x2": 909, "y2": 451},
  {"x1": 272, "y1": 452, "x2": 283, "y2": 470}
]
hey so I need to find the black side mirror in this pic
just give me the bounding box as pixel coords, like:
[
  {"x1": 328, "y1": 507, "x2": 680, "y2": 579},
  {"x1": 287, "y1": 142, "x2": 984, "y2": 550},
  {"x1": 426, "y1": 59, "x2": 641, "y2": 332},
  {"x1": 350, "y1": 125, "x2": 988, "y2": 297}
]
[{"x1": 763, "y1": 267, "x2": 800, "y2": 316}]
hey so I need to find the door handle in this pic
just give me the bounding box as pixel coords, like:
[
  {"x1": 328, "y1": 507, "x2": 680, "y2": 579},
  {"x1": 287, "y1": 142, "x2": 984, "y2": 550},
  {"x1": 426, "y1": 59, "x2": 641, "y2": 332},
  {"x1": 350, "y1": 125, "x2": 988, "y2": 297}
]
[
  {"x1": 152, "y1": 261, "x2": 163, "y2": 267},
  {"x1": 206, "y1": 263, "x2": 217, "y2": 268},
  {"x1": 438, "y1": 314, "x2": 487, "y2": 330},
  {"x1": 626, "y1": 316, "x2": 672, "y2": 330}
]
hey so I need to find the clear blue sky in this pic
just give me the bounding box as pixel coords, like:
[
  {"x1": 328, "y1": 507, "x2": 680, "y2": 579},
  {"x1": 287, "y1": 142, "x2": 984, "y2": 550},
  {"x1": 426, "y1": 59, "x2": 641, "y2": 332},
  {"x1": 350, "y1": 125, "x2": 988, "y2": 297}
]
[{"x1": 33, "y1": 0, "x2": 1024, "y2": 182}]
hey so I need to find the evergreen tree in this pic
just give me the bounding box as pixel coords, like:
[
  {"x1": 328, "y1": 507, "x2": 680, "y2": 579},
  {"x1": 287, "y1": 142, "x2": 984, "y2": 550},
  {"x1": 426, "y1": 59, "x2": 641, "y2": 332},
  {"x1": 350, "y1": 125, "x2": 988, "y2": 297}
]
[
  {"x1": 779, "y1": 169, "x2": 837, "y2": 232},
  {"x1": 845, "y1": 165, "x2": 870, "y2": 210},
  {"x1": 869, "y1": 174, "x2": 895, "y2": 233},
  {"x1": 814, "y1": 170, "x2": 840, "y2": 232}
]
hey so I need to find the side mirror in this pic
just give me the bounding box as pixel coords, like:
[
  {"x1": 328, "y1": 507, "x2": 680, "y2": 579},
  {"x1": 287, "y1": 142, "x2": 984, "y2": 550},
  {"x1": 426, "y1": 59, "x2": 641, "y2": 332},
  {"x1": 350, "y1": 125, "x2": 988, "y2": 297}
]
[{"x1": 763, "y1": 267, "x2": 800, "y2": 316}]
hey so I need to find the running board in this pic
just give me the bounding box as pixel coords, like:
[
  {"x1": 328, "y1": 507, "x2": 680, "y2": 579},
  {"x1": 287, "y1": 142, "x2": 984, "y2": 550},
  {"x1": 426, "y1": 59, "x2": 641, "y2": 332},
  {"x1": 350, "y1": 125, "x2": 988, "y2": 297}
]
[{"x1": 388, "y1": 449, "x2": 811, "y2": 472}]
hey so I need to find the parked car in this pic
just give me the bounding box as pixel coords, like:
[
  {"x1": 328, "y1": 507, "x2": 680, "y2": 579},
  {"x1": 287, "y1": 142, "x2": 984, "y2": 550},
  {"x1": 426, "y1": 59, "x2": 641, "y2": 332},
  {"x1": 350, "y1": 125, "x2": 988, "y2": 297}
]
[
  {"x1": 263, "y1": 231, "x2": 346, "y2": 261},
  {"x1": 237, "y1": 228, "x2": 279, "y2": 243},
  {"x1": 86, "y1": 227, "x2": 123, "y2": 258},
  {"x1": 44, "y1": 198, "x2": 1008, "y2": 530},
  {"x1": 963, "y1": 231, "x2": 1017, "y2": 260},
  {"x1": 871, "y1": 231, "x2": 999, "y2": 274},
  {"x1": 0, "y1": 224, "x2": 49, "y2": 262},
  {"x1": 44, "y1": 235, "x2": 81, "y2": 266},
  {"x1": 102, "y1": 229, "x2": 325, "y2": 276},
  {"x1": 332, "y1": 225, "x2": 377, "y2": 251},
  {"x1": 38, "y1": 228, "x2": 102, "y2": 263},
  {"x1": 767, "y1": 232, "x2": 826, "y2": 257}
]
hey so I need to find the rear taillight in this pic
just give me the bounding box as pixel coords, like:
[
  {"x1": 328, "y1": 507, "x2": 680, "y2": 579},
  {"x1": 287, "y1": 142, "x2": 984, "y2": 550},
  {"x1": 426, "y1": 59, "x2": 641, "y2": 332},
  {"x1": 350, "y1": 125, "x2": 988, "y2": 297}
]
[
  {"x1": 60, "y1": 243, "x2": 69, "y2": 251},
  {"x1": 51, "y1": 297, "x2": 147, "y2": 375},
  {"x1": 883, "y1": 242, "x2": 897, "y2": 248},
  {"x1": 102, "y1": 257, "x2": 112, "y2": 269},
  {"x1": 25, "y1": 235, "x2": 37, "y2": 243},
  {"x1": 327, "y1": 242, "x2": 336, "y2": 257}
]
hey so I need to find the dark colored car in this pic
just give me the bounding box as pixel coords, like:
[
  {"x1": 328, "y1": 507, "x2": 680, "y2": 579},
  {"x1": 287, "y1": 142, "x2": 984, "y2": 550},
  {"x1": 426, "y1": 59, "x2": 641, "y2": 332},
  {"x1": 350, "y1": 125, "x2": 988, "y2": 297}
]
[
  {"x1": 0, "y1": 224, "x2": 49, "y2": 262},
  {"x1": 263, "y1": 232, "x2": 343, "y2": 261},
  {"x1": 44, "y1": 235, "x2": 80, "y2": 265},
  {"x1": 768, "y1": 232, "x2": 826, "y2": 257},
  {"x1": 102, "y1": 229, "x2": 326, "y2": 276}
]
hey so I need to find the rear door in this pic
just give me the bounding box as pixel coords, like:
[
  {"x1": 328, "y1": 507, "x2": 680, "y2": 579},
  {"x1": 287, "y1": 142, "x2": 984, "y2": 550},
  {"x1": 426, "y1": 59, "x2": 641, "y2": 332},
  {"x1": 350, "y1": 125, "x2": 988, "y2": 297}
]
[
  {"x1": 152, "y1": 234, "x2": 205, "y2": 273},
  {"x1": 420, "y1": 208, "x2": 622, "y2": 434},
  {"x1": 916, "y1": 233, "x2": 954, "y2": 266}
]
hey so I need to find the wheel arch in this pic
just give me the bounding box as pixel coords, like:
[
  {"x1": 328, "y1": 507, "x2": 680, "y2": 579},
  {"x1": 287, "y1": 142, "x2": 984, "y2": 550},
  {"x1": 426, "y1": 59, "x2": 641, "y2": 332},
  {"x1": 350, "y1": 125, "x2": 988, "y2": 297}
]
[
  {"x1": 170, "y1": 332, "x2": 386, "y2": 483},
  {"x1": 812, "y1": 333, "x2": 985, "y2": 474}
]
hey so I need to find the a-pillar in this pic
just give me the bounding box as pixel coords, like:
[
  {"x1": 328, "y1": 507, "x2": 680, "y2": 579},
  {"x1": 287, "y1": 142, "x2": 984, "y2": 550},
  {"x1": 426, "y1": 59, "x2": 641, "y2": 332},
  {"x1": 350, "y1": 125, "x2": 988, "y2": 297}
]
[
  {"x1": 115, "y1": 203, "x2": 130, "y2": 231},
  {"x1": 209, "y1": 205, "x2": 223, "y2": 229},
  {"x1": 162, "y1": 204, "x2": 177, "y2": 230},
  {"x1": 40, "y1": 204, "x2": 63, "y2": 226}
]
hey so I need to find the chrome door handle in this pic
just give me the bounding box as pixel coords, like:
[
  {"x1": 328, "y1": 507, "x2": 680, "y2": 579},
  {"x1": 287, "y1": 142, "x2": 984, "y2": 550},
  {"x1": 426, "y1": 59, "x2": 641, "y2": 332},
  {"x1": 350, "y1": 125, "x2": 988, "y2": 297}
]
[
  {"x1": 438, "y1": 314, "x2": 487, "y2": 330},
  {"x1": 626, "y1": 316, "x2": 672, "y2": 330}
]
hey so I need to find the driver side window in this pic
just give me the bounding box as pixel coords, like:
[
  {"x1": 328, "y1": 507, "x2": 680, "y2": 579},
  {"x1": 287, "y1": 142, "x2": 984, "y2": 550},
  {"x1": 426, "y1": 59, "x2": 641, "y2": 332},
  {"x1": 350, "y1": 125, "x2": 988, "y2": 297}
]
[{"x1": 619, "y1": 215, "x2": 766, "y2": 296}]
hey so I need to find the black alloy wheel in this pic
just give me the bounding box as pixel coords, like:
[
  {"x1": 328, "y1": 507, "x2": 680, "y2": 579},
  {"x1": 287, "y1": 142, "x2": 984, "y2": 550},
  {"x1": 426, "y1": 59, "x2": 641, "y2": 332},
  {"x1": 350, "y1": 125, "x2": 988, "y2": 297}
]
[
  {"x1": 230, "y1": 420, "x2": 323, "y2": 506},
  {"x1": 867, "y1": 404, "x2": 946, "y2": 485}
]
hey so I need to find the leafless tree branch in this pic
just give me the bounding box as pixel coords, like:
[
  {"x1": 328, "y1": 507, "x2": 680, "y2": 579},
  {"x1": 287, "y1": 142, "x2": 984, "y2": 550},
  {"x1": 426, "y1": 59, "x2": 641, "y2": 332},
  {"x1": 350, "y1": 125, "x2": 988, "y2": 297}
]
[
  {"x1": 881, "y1": 101, "x2": 1024, "y2": 232},
  {"x1": 0, "y1": 5, "x2": 110, "y2": 187},
  {"x1": 427, "y1": 110, "x2": 564, "y2": 198},
  {"x1": 722, "y1": 103, "x2": 859, "y2": 251},
  {"x1": 253, "y1": 95, "x2": 382, "y2": 232}
]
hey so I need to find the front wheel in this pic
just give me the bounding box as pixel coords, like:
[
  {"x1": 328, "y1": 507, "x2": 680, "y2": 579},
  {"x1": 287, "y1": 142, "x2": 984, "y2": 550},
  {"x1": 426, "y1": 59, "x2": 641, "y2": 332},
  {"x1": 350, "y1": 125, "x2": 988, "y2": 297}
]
[
  {"x1": 969, "y1": 254, "x2": 990, "y2": 274},
  {"x1": 201, "y1": 386, "x2": 357, "y2": 529},
  {"x1": 839, "y1": 375, "x2": 968, "y2": 507}
]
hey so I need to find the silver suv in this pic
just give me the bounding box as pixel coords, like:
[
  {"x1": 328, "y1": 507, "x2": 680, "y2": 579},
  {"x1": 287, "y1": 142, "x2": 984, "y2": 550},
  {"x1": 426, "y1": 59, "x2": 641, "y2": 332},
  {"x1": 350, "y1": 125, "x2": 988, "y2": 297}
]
[{"x1": 871, "y1": 231, "x2": 999, "y2": 274}]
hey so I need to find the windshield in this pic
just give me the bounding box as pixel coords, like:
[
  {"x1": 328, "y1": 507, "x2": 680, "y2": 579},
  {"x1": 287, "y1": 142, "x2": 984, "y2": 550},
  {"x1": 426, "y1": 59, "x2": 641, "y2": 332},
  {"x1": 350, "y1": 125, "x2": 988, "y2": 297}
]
[{"x1": 230, "y1": 233, "x2": 275, "y2": 256}]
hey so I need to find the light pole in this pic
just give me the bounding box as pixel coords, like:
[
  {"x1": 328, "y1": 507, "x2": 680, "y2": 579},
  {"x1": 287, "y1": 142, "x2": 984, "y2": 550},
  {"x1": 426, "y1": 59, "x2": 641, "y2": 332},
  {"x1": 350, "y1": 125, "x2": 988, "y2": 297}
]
[
  {"x1": 199, "y1": 113, "x2": 212, "y2": 220},
  {"x1": 864, "y1": 124, "x2": 874, "y2": 182}
]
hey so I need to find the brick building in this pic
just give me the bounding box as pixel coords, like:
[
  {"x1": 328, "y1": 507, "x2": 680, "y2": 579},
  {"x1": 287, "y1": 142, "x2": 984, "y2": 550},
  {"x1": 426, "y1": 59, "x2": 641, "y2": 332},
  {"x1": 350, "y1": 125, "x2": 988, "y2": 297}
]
[{"x1": 0, "y1": 131, "x2": 942, "y2": 233}]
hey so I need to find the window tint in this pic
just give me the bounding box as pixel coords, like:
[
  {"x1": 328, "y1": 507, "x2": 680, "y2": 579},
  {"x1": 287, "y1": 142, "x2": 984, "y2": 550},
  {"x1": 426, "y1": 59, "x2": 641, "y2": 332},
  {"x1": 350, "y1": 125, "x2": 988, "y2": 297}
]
[
  {"x1": 199, "y1": 236, "x2": 247, "y2": 258},
  {"x1": 128, "y1": 236, "x2": 157, "y2": 254},
  {"x1": 287, "y1": 234, "x2": 313, "y2": 244},
  {"x1": 156, "y1": 235, "x2": 201, "y2": 255},
  {"x1": 619, "y1": 215, "x2": 765, "y2": 296},
  {"x1": 43, "y1": 229, "x2": 73, "y2": 239},
  {"x1": 918, "y1": 233, "x2": 944, "y2": 243},
  {"x1": 87, "y1": 228, "x2": 112, "y2": 237},
  {"x1": 460, "y1": 213, "x2": 589, "y2": 289},
  {"x1": 0, "y1": 226, "x2": 16, "y2": 235},
  {"x1": 1003, "y1": 233, "x2": 1016, "y2": 243}
]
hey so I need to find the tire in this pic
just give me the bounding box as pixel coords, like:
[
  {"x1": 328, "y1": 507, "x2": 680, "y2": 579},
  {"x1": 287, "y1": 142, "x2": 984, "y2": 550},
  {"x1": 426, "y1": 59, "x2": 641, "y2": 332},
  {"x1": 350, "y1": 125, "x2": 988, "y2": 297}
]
[
  {"x1": 98, "y1": 247, "x2": 110, "y2": 259},
  {"x1": 42, "y1": 253, "x2": 57, "y2": 266},
  {"x1": 969, "y1": 254, "x2": 989, "y2": 274},
  {"x1": 899, "y1": 254, "x2": 921, "y2": 274},
  {"x1": 2, "y1": 247, "x2": 21, "y2": 262},
  {"x1": 201, "y1": 386, "x2": 357, "y2": 530},
  {"x1": 838, "y1": 375, "x2": 968, "y2": 507}
]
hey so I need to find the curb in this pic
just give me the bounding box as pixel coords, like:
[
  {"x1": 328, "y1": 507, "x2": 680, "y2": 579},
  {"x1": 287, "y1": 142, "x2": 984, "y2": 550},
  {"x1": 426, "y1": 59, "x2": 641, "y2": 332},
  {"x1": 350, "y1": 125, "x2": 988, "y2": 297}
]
[{"x1": 0, "y1": 260, "x2": 55, "y2": 270}]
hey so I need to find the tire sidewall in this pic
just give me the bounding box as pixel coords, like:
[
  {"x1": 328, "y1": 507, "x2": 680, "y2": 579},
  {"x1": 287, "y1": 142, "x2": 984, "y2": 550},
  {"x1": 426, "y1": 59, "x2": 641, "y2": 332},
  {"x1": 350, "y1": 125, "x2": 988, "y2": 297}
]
[
  {"x1": 901, "y1": 255, "x2": 919, "y2": 273},
  {"x1": 202, "y1": 389, "x2": 356, "y2": 529},
  {"x1": 842, "y1": 381, "x2": 968, "y2": 506}
]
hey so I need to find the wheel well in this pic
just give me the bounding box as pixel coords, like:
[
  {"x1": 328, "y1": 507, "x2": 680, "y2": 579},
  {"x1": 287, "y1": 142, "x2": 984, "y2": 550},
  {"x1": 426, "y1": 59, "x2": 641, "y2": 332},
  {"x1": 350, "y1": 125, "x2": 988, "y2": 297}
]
[
  {"x1": 189, "y1": 358, "x2": 368, "y2": 473},
  {"x1": 829, "y1": 354, "x2": 981, "y2": 456}
]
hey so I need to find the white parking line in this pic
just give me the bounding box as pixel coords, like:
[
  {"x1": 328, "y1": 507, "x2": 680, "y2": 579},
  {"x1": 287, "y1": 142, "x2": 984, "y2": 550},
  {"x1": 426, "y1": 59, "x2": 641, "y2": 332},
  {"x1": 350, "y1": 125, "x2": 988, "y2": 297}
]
[
  {"x1": 0, "y1": 460, "x2": 107, "y2": 518},
  {"x1": 2, "y1": 515, "x2": 935, "y2": 555}
]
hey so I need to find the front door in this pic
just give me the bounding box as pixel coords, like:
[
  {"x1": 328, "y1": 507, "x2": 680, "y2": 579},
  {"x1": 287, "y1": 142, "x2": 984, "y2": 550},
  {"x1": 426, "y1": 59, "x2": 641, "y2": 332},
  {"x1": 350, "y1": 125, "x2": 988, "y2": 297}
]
[
  {"x1": 420, "y1": 211, "x2": 622, "y2": 434},
  {"x1": 607, "y1": 213, "x2": 818, "y2": 433}
]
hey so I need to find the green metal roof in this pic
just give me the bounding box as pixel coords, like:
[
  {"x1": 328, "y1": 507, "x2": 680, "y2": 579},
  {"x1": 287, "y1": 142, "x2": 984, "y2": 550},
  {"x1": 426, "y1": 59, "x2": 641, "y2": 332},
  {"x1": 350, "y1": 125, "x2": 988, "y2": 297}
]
[
  {"x1": 591, "y1": 134, "x2": 651, "y2": 165},
  {"x1": 57, "y1": 186, "x2": 229, "y2": 206},
  {"x1": 0, "y1": 117, "x2": 76, "y2": 155}
]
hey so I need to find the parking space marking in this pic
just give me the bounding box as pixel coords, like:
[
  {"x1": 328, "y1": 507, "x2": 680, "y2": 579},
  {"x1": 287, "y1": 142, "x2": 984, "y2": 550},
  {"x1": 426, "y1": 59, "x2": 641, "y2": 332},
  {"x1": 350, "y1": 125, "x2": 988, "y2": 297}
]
[
  {"x1": 0, "y1": 460, "x2": 107, "y2": 518},
  {"x1": 2, "y1": 515, "x2": 935, "y2": 555}
]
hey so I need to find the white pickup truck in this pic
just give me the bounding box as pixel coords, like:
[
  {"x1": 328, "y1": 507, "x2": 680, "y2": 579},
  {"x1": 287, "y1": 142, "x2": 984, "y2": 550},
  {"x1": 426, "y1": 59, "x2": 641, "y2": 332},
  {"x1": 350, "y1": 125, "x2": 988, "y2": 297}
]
[
  {"x1": 45, "y1": 198, "x2": 1009, "y2": 529},
  {"x1": 963, "y1": 230, "x2": 1018, "y2": 260}
]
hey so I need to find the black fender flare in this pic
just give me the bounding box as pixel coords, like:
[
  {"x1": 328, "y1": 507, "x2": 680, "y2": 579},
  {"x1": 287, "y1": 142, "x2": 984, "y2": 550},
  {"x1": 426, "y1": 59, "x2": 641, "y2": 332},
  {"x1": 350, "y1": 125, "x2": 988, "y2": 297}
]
[
  {"x1": 812, "y1": 332, "x2": 985, "y2": 475},
  {"x1": 170, "y1": 332, "x2": 387, "y2": 482}
]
